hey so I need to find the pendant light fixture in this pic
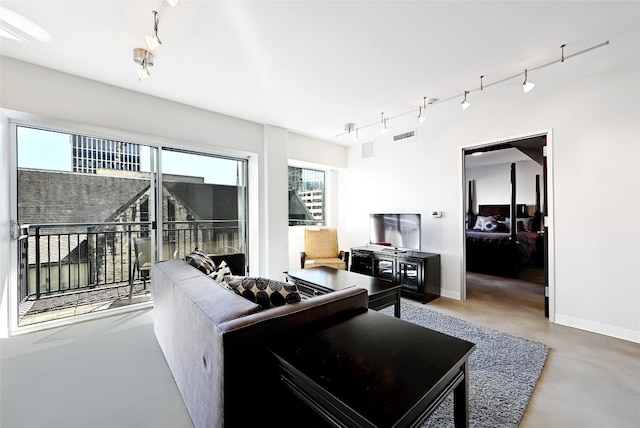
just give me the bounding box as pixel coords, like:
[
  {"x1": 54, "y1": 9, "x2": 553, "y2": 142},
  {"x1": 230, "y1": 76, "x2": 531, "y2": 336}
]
[
  {"x1": 522, "y1": 69, "x2": 535, "y2": 93},
  {"x1": 461, "y1": 91, "x2": 471, "y2": 111},
  {"x1": 145, "y1": 10, "x2": 162, "y2": 51}
]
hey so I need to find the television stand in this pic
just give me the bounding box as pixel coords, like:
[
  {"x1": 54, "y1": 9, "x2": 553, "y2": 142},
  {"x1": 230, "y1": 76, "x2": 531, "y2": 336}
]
[{"x1": 351, "y1": 246, "x2": 441, "y2": 303}]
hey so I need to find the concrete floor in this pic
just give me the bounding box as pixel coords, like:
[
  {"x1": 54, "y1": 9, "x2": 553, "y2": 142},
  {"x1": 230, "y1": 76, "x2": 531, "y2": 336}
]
[
  {"x1": 1, "y1": 271, "x2": 639, "y2": 427},
  {"x1": 426, "y1": 271, "x2": 640, "y2": 427}
]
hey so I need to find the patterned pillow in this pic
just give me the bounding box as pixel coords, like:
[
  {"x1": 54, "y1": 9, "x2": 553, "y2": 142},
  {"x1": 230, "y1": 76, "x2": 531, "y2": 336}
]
[
  {"x1": 474, "y1": 215, "x2": 496, "y2": 230},
  {"x1": 211, "y1": 260, "x2": 232, "y2": 287},
  {"x1": 185, "y1": 247, "x2": 216, "y2": 275},
  {"x1": 227, "y1": 277, "x2": 301, "y2": 309},
  {"x1": 483, "y1": 220, "x2": 498, "y2": 232}
]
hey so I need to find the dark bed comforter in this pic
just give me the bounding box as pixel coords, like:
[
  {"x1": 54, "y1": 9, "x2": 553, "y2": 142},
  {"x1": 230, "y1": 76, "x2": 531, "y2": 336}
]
[{"x1": 465, "y1": 230, "x2": 539, "y2": 278}]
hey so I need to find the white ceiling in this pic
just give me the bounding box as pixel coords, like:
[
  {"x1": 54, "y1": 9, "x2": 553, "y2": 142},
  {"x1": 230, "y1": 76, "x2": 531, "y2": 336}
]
[{"x1": 1, "y1": 1, "x2": 638, "y2": 145}]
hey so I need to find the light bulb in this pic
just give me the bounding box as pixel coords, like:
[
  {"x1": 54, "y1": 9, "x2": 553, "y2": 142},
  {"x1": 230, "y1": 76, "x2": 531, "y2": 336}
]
[
  {"x1": 523, "y1": 81, "x2": 535, "y2": 93},
  {"x1": 146, "y1": 35, "x2": 160, "y2": 51}
]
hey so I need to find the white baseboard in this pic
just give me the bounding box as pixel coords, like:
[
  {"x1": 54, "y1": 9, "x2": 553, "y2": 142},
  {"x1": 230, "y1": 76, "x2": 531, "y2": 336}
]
[
  {"x1": 554, "y1": 314, "x2": 640, "y2": 344},
  {"x1": 439, "y1": 288, "x2": 461, "y2": 301}
]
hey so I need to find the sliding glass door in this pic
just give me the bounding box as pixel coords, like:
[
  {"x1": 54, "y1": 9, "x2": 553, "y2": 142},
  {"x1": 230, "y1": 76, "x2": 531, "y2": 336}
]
[{"x1": 12, "y1": 124, "x2": 249, "y2": 331}]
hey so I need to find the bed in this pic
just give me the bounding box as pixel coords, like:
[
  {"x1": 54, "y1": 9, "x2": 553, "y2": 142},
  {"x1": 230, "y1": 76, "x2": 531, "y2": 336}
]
[{"x1": 465, "y1": 163, "x2": 542, "y2": 278}]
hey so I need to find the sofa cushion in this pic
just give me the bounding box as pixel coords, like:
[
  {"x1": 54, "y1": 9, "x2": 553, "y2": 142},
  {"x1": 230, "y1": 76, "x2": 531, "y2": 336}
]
[
  {"x1": 227, "y1": 277, "x2": 301, "y2": 309},
  {"x1": 304, "y1": 257, "x2": 346, "y2": 270},
  {"x1": 185, "y1": 248, "x2": 216, "y2": 275}
]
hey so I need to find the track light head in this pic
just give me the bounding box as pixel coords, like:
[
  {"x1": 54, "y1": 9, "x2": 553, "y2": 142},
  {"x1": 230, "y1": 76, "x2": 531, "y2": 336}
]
[
  {"x1": 522, "y1": 69, "x2": 535, "y2": 93},
  {"x1": 417, "y1": 97, "x2": 427, "y2": 123},
  {"x1": 461, "y1": 91, "x2": 471, "y2": 110},
  {"x1": 146, "y1": 10, "x2": 162, "y2": 51}
]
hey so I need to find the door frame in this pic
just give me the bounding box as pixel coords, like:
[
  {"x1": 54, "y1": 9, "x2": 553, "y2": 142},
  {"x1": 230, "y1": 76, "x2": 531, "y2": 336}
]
[{"x1": 460, "y1": 129, "x2": 555, "y2": 322}]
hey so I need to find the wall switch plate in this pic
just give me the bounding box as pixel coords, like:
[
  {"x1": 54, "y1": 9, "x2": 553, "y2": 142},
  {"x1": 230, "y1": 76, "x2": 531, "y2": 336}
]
[{"x1": 431, "y1": 211, "x2": 442, "y2": 218}]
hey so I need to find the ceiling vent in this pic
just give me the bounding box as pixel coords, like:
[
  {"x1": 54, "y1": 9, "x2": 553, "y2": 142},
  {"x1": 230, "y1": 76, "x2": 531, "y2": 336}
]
[
  {"x1": 361, "y1": 141, "x2": 375, "y2": 159},
  {"x1": 393, "y1": 129, "x2": 416, "y2": 142}
]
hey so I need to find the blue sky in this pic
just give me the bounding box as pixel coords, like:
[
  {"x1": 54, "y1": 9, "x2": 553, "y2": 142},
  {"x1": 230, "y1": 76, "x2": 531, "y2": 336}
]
[{"x1": 17, "y1": 126, "x2": 239, "y2": 186}]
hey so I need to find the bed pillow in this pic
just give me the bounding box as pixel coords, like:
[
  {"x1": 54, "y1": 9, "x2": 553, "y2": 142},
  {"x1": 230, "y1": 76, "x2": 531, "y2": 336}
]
[
  {"x1": 483, "y1": 220, "x2": 498, "y2": 232},
  {"x1": 227, "y1": 277, "x2": 301, "y2": 309},
  {"x1": 496, "y1": 218, "x2": 510, "y2": 232},
  {"x1": 473, "y1": 215, "x2": 496, "y2": 231},
  {"x1": 185, "y1": 248, "x2": 216, "y2": 275}
]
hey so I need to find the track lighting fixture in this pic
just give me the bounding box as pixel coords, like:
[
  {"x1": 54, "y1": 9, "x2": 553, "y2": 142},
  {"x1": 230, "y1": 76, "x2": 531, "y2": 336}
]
[
  {"x1": 345, "y1": 122, "x2": 359, "y2": 141},
  {"x1": 418, "y1": 97, "x2": 427, "y2": 123},
  {"x1": 145, "y1": 10, "x2": 162, "y2": 51},
  {"x1": 522, "y1": 69, "x2": 535, "y2": 93},
  {"x1": 461, "y1": 91, "x2": 471, "y2": 111},
  {"x1": 380, "y1": 112, "x2": 388, "y2": 134},
  {"x1": 133, "y1": 48, "x2": 153, "y2": 81},
  {"x1": 336, "y1": 40, "x2": 610, "y2": 139}
]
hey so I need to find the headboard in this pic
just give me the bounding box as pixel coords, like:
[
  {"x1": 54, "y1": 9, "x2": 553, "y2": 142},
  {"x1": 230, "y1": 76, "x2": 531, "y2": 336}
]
[{"x1": 478, "y1": 204, "x2": 528, "y2": 218}]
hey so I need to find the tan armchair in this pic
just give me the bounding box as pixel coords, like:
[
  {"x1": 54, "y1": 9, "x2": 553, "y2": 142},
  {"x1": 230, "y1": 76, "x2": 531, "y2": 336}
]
[{"x1": 300, "y1": 228, "x2": 349, "y2": 270}]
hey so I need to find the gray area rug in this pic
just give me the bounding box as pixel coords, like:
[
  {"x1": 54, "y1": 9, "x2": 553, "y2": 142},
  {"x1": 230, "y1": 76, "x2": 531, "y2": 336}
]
[{"x1": 380, "y1": 303, "x2": 550, "y2": 428}]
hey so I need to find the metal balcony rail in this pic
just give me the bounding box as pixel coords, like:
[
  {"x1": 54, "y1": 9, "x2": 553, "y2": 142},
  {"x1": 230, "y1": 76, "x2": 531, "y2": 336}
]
[{"x1": 18, "y1": 220, "x2": 243, "y2": 302}]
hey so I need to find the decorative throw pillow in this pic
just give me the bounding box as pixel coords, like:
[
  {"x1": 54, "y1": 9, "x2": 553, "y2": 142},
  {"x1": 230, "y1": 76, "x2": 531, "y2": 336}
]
[
  {"x1": 185, "y1": 247, "x2": 216, "y2": 276},
  {"x1": 211, "y1": 260, "x2": 232, "y2": 287},
  {"x1": 227, "y1": 277, "x2": 301, "y2": 309},
  {"x1": 483, "y1": 220, "x2": 498, "y2": 232},
  {"x1": 474, "y1": 215, "x2": 496, "y2": 230}
]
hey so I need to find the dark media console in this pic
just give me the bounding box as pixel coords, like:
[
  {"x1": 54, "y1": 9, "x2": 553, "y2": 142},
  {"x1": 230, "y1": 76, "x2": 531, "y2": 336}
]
[{"x1": 350, "y1": 245, "x2": 441, "y2": 303}]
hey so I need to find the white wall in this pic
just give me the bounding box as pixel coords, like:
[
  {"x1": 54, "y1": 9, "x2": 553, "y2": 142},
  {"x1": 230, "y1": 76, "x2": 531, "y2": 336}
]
[
  {"x1": 467, "y1": 159, "x2": 543, "y2": 214},
  {"x1": 339, "y1": 29, "x2": 640, "y2": 343}
]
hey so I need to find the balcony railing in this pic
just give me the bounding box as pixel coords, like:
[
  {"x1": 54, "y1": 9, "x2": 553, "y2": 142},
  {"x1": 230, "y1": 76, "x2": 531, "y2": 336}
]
[{"x1": 19, "y1": 220, "x2": 243, "y2": 303}]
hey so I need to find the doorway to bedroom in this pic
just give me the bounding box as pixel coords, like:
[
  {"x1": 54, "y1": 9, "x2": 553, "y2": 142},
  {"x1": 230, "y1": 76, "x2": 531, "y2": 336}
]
[{"x1": 462, "y1": 133, "x2": 552, "y2": 319}]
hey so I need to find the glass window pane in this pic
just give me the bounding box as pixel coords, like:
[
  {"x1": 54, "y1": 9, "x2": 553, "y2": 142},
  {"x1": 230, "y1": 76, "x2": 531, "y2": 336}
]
[
  {"x1": 288, "y1": 166, "x2": 325, "y2": 226},
  {"x1": 161, "y1": 149, "x2": 247, "y2": 274},
  {"x1": 16, "y1": 125, "x2": 157, "y2": 328}
]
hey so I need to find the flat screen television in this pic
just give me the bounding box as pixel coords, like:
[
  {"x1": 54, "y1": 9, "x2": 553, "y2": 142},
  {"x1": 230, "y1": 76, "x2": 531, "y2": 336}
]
[{"x1": 369, "y1": 213, "x2": 421, "y2": 251}]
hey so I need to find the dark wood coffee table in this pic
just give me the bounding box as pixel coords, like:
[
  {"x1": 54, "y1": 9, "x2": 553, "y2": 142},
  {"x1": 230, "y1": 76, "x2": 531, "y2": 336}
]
[
  {"x1": 270, "y1": 310, "x2": 476, "y2": 427},
  {"x1": 286, "y1": 267, "x2": 401, "y2": 318}
]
